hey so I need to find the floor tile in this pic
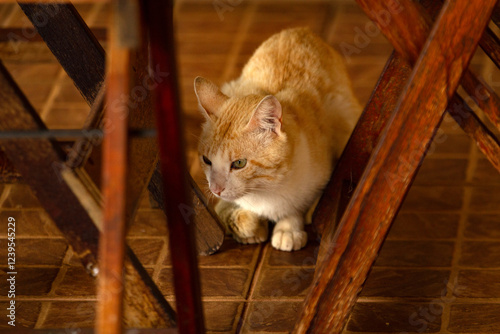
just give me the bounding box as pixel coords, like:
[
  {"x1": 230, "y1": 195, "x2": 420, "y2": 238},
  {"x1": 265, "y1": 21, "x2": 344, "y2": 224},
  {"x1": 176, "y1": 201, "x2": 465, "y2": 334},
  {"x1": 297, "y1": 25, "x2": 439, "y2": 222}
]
[
  {"x1": 464, "y1": 214, "x2": 500, "y2": 239},
  {"x1": 265, "y1": 239, "x2": 319, "y2": 267},
  {"x1": 413, "y1": 159, "x2": 468, "y2": 185},
  {"x1": 0, "y1": 209, "x2": 61, "y2": 237},
  {"x1": 460, "y1": 241, "x2": 500, "y2": 267},
  {"x1": 400, "y1": 186, "x2": 463, "y2": 212},
  {"x1": 41, "y1": 301, "x2": 95, "y2": 329},
  {"x1": 198, "y1": 238, "x2": 258, "y2": 267},
  {"x1": 361, "y1": 269, "x2": 450, "y2": 298},
  {"x1": 54, "y1": 267, "x2": 96, "y2": 297},
  {"x1": 242, "y1": 301, "x2": 303, "y2": 332},
  {"x1": 429, "y1": 134, "x2": 471, "y2": 155},
  {"x1": 127, "y1": 238, "x2": 164, "y2": 266},
  {"x1": 0, "y1": 238, "x2": 67, "y2": 266},
  {"x1": 128, "y1": 209, "x2": 168, "y2": 237},
  {"x1": 1, "y1": 267, "x2": 59, "y2": 296},
  {"x1": 389, "y1": 213, "x2": 459, "y2": 239},
  {"x1": 472, "y1": 158, "x2": 500, "y2": 184},
  {"x1": 253, "y1": 267, "x2": 314, "y2": 299},
  {"x1": 204, "y1": 301, "x2": 242, "y2": 332},
  {"x1": 347, "y1": 302, "x2": 442, "y2": 332},
  {"x1": 449, "y1": 304, "x2": 500, "y2": 332},
  {"x1": 0, "y1": 301, "x2": 41, "y2": 329},
  {"x1": 43, "y1": 104, "x2": 89, "y2": 129},
  {"x1": 455, "y1": 270, "x2": 500, "y2": 297},
  {"x1": 158, "y1": 268, "x2": 251, "y2": 297},
  {"x1": 0, "y1": 184, "x2": 42, "y2": 208},
  {"x1": 469, "y1": 187, "x2": 500, "y2": 212},
  {"x1": 375, "y1": 241, "x2": 455, "y2": 267}
]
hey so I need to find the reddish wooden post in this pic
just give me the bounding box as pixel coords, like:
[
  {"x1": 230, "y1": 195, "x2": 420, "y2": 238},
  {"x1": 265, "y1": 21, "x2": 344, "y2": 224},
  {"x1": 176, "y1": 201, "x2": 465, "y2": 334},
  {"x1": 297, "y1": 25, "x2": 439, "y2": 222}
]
[
  {"x1": 142, "y1": 0, "x2": 205, "y2": 333},
  {"x1": 96, "y1": 1, "x2": 136, "y2": 333},
  {"x1": 296, "y1": 0, "x2": 497, "y2": 332}
]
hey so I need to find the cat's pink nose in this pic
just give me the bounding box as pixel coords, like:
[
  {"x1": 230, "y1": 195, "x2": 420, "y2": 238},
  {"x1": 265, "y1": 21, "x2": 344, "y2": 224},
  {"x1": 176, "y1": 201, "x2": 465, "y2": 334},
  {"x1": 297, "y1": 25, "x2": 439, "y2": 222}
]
[{"x1": 210, "y1": 185, "x2": 225, "y2": 196}]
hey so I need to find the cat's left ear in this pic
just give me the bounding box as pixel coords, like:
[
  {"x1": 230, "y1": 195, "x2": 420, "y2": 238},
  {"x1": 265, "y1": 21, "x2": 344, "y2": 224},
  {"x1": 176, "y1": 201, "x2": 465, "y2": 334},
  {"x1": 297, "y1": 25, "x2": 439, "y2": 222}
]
[
  {"x1": 194, "y1": 76, "x2": 228, "y2": 121},
  {"x1": 246, "y1": 95, "x2": 282, "y2": 136}
]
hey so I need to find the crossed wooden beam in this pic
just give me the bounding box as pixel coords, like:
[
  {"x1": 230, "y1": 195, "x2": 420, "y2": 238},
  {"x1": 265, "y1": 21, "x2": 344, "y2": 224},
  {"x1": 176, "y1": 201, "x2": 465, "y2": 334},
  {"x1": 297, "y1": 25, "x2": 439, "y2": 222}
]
[
  {"x1": 0, "y1": 1, "x2": 224, "y2": 329},
  {"x1": 0, "y1": 0, "x2": 499, "y2": 333}
]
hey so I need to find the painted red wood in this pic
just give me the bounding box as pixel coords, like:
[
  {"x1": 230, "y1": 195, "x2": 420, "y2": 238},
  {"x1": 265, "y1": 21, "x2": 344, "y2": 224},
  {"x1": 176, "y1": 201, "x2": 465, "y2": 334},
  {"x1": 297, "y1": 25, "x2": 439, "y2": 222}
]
[
  {"x1": 142, "y1": 0, "x2": 205, "y2": 333},
  {"x1": 296, "y1": 0, "x2": 497, "y2": 332}
]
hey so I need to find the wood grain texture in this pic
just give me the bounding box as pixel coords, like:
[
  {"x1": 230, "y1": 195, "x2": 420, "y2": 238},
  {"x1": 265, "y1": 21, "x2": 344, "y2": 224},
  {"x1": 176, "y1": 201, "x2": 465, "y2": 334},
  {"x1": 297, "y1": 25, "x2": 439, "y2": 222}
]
[
  {"x1": 23, "y1": 2, "x2": 224, "y2": 256},
  {"x1": 143, "y1": 0, "x2": 205, "y2": 332},
  {"x1": 0, "y1": 61, "x2": 176, "y2": 328},
  {"x1": 19, "y1": 3, "x2": 105, "y2": 105},
  {"x1": 96, "y1": 5, "x2": 130, "y2": 332},
  {"x1": 296, "y1": 0, "x2": 497, "y2": 332},
  {"x1": 14, "y1": 3, "x2": 177, "y2": 327}
]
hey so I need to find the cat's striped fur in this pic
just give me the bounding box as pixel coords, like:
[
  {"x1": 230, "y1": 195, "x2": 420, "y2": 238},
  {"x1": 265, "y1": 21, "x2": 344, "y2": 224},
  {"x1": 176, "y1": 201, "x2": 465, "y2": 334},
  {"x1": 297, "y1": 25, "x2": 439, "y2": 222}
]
[{"x1": 195, "y1": 27, "x2": 361, "y2": 251}]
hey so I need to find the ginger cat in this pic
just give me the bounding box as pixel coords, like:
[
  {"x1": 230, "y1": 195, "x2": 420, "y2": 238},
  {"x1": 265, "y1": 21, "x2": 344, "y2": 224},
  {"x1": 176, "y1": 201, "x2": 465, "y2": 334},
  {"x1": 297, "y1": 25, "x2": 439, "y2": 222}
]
[{"x1": 195, "y1": 27, "x2": 361, "y2": 251}]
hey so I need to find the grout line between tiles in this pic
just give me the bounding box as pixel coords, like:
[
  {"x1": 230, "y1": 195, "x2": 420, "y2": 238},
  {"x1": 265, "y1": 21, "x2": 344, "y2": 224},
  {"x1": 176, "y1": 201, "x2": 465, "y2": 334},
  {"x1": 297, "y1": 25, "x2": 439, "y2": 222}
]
[
  {"x1": 40, "y1": 2, "x2": 104, "y2": 121},
  {"x1": 152, "y1": 236, "x2": 169, "y2": 282},
  {"x1": 0, "y1": 184, "x2": 12, "y2": 208},
  {"x1": 439, "y1": 138, "x2": 478, "y2": 332},
  {"x1": 236, "y1": 243, "x2": 268, "y2": 334},
  {"x1": 1, "y1": 4, "x2": 18, "y2": 27},
  {"x1": 220, "y1": 1, "x2": 257, "y2": 82},
  {"x1": 321, "y1": 1, "x2": 342, "y2": 44},
  {"x1": 34, "y1": 247, "x2": 73, "y2": 328}
]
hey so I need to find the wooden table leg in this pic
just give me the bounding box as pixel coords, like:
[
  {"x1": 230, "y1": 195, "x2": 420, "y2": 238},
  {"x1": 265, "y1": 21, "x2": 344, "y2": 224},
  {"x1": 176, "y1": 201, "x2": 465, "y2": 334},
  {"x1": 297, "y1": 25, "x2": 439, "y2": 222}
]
[
  {"x1": 142, "y1": 0, "x2": 205, "y2": 332},
  {"x1": 295, "y1": 0, "x2": 497, "y2": 332},
  {"x1": 96, "y1": 1, "x2": 133, "y2": 332}
]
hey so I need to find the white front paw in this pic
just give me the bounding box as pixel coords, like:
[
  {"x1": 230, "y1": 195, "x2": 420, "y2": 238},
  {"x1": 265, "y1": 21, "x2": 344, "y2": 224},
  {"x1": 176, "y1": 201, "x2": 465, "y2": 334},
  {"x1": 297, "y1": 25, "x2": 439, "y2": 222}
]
[{"x1": 271, "y1": 229, "x2": 307, "y2": 251}]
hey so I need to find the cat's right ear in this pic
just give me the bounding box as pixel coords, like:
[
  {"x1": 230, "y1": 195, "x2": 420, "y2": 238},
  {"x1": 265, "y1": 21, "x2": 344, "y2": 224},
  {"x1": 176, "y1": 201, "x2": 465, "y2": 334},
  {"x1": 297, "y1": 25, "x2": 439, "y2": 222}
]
[{"x1": 194, "y1": 76, "x2": 228, "y2": 121}]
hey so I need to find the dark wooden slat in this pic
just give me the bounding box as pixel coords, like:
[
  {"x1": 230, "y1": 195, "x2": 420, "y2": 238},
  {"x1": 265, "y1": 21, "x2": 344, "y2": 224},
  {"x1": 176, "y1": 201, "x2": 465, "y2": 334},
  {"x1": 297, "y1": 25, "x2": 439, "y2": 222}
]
[
  {"x1": 18, "y1": 3, "x2": 105, "y2": 105},
  {"x1": 143, "y1": 0, "x2": 205, "y2": 332},
  {"x1": 96, "y1": 6, "x2": 130, "y2": 332},
  {"x1": 0, "y1": 60, "x2": 176, "y2": 328},
  {"x1": 296, "y1": 0, "x2": 497, "y2": 332},
  {"x1": 460, "y1": 70, "x2": 500, "y2": 133},
  {"x1": 491, "y1": 2, "x2": 500, "y2": 27},
  {"x1": 448, "y1": 94, "x2": 500, "y2": 173},
  {"x1": 0, "y1": 60, "x2": 99, "y2": 265},
  {"x1": 478, "y1": 27, "x2": 500, "y2": 69}
]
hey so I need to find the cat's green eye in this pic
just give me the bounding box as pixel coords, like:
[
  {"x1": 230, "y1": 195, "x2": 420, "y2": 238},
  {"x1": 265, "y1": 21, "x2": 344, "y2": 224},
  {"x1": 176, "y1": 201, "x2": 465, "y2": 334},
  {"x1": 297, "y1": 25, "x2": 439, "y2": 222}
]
[
  {"x1": 231, "y1": 159, "x2": 247, "y2": 170},
  {"x1": 202, "y1": 155, "x2": 212, "y2": 166}
]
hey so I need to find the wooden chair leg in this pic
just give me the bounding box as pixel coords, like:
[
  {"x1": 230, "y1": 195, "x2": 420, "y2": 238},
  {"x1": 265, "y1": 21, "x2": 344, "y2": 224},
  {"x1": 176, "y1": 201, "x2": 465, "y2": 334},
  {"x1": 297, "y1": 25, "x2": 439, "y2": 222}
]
[
  {"x1": 142, "y1": 0, "x2": 205, "y2": 332},
  {"x1": 295, "y1": 0, "x2": 497, "y2": 332},
  {"x1": 96, "y1": 2, "x2": 132, "y2": 332}
]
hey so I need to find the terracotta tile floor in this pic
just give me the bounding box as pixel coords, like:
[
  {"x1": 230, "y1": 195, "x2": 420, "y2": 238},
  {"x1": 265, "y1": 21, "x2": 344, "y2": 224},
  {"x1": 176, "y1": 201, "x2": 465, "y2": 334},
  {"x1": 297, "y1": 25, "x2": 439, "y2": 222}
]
[{"x1": 1, "y1": 1, "x2": 500, "y2": 333}]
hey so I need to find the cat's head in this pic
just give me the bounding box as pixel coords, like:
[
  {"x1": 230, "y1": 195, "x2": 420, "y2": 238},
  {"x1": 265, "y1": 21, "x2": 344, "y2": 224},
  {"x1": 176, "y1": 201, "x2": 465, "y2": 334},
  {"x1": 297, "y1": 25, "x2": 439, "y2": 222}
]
[{"x1": 195, "y1": 76, "x2": 289, "y2": 201}]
